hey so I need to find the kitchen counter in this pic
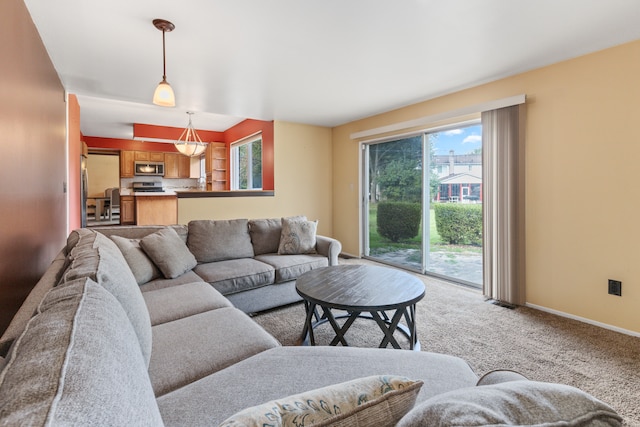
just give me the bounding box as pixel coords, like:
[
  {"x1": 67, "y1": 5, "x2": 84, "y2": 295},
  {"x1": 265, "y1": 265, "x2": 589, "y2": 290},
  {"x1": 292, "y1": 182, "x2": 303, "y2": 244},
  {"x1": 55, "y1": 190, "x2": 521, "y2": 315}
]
[
  {"x1": 132, "y1": 191, "x2": 178, "y2": 196},
  {"x1": 175, "y1": 190, "x2": 274, "y2": 198}
]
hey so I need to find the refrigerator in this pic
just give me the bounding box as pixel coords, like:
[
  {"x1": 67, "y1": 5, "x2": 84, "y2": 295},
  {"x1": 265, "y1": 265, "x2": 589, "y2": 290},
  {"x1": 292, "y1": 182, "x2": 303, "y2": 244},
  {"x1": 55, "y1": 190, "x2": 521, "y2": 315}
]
[{"x1": 81, "y1": 154, "x2": 88, "y2": 228}]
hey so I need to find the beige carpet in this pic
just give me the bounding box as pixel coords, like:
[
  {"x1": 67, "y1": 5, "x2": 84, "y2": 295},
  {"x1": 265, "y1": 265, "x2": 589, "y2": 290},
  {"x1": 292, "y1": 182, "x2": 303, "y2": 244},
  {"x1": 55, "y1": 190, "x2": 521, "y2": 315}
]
[{"x1": 253, "y1": 258, "x2": 640, "y2": 425}]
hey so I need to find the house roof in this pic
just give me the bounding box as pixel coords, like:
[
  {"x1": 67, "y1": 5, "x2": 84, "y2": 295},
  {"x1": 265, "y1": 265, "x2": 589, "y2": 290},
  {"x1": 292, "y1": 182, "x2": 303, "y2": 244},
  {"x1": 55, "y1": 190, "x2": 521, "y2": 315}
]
[
  {"x1": 22, "y1": 1, "x2": 640, "y2": 139},
  {"x1": 439, "y1": 173, "x2": 482, "y2": 185}
]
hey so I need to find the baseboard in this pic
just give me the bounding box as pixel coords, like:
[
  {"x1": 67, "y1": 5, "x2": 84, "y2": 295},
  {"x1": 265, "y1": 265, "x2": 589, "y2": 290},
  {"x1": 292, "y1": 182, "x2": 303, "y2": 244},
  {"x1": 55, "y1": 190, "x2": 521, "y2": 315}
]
[
  {"x1": 338, "y1": 252, "x2": 360, "y2": 259},
  {"x1": 525, "y1": 303, "x2": 640, "y2": 338}
]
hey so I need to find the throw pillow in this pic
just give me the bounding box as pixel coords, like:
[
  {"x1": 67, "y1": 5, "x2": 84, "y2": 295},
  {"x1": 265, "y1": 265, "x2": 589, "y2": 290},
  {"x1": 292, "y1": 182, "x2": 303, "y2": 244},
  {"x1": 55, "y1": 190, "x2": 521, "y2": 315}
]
[
  {"x1": 278, "y1": 218, "x2": 317, "y2": 255},
  {"x1": 140, "y1": 227, "x2": 197, "y2": 279},
  {"x1": 219, "y1": 375, "x2": 423, "y2": 427},
  {"x1": 396, "y1": 380, "x2": 622, "y2": 427},
  {"x1": 249, "y1": 216, "x2": 308, "y2": 255},
  {"x1": 110, "y1": 235, "x2": 161, "y2": 285}
]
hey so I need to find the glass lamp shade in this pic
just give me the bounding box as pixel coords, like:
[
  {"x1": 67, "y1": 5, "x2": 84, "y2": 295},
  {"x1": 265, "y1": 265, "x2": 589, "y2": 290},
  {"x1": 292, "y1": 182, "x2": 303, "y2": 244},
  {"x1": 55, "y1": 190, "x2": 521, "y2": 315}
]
[
  {"x1": 153, "y1": 79, "x2": 175, "y2": 107},
  {"x1": 175, "y1": 118, "x2": 207, "y2": 157},
  {"x1": 175, "y1": 140, "x2": 207, "y2": 157}
]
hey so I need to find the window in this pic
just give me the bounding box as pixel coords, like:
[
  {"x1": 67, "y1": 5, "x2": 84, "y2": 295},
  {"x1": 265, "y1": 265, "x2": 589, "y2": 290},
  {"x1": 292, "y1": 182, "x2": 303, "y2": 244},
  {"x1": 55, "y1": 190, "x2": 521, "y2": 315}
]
[{"x1": 230, "y1": 134, "x2": 262, "y2": 190}]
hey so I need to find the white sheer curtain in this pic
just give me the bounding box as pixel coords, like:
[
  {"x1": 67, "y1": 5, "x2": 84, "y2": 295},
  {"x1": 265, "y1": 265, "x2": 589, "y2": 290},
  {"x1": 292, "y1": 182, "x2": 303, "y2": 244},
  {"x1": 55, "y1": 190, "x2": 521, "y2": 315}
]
[{"x1": 482, "y1": 105, "x2": 526, "y2": 306}]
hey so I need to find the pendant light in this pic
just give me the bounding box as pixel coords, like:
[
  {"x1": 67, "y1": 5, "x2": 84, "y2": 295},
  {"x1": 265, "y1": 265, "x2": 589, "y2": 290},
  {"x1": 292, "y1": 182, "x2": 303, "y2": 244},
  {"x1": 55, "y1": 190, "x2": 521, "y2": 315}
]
[
  {"x1": 175, "y1": 112, "x2": 207, "y2": 157},
  {"x1": 152, "y1": 19, "x2": 176, "y2": 107}
]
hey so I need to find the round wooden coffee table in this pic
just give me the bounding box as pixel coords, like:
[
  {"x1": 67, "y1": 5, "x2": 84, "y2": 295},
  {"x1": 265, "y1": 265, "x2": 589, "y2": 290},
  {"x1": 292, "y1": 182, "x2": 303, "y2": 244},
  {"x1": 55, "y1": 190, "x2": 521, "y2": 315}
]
[{"x1": 296, "y1": 264, "x2": 425, "y2": 351}]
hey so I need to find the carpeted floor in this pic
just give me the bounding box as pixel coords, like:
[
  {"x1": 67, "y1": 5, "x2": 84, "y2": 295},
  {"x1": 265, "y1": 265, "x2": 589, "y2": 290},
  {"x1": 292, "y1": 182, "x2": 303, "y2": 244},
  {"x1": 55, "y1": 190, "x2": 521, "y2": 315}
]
[{"x1": 252, "y1": 258, "x2": 640, "y2": 425}]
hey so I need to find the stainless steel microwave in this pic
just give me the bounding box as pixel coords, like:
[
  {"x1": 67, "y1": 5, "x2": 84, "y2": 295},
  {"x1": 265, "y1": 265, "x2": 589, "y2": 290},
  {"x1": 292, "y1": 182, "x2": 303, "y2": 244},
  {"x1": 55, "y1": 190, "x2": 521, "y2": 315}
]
[{"x1": 134, "y1": 162, "x2": 165, "y2": 176}]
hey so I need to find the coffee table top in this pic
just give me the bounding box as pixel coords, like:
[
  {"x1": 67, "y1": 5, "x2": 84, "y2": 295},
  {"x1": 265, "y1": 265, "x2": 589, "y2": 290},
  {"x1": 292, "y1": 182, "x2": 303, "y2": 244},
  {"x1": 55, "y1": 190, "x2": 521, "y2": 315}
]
[{"x1": 296, "y1": 264, "x2": 425, "y2": 311}]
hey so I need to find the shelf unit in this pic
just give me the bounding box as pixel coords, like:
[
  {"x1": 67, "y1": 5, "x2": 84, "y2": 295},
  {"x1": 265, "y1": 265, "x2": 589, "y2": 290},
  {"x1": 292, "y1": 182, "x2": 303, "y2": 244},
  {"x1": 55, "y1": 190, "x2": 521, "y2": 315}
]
[{"x1": 205, "y1": 142, "x2": 228, "y2": 191}]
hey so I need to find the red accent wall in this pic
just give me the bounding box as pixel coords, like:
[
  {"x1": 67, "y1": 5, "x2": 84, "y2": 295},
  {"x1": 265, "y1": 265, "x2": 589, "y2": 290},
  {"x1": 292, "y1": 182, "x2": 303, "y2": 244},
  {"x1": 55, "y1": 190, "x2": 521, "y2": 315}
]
[
  {"x1": 133, "y1": 123, "x2": 225, "y2": 143},
  {"x1": 0, "y1": 0, "x2": 67, "y2": 335},
  {"x1": 83, "y1": 136, "x2": 186, "y2": 153},
  {"x1": 68, "y1": 94, "x2": 82, "y2": 230}
]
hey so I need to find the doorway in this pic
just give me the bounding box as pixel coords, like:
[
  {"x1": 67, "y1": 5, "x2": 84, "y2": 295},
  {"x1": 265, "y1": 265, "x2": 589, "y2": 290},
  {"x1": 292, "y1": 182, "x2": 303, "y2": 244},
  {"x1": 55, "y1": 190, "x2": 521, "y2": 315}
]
[
  {"x1": 362, "y1": 122, "x2": 483, "y2": 287},
  {"x1": 84, "y1": 150, "x2": 120, "y2": 227}
]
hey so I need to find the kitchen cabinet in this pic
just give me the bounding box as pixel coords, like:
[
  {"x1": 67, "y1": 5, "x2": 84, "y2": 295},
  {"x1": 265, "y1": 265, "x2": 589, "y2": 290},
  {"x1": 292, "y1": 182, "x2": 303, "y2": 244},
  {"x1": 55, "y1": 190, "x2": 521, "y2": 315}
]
[
  {"x1": 135, "y1": 151, "x2": 165, "y2": 162},
  {"x1": 120, "y1": 150, "x2": 135, "y2": 178},
  {"x1": 136, "y1": 195, "x2": 177, "y2": 225},
  {"x1": 120, "y1": 196, "x2": 135, "y2": 225},
  {"x1": 205, "y1": 142, "x2": 227, "y2": 191},
  {"x1": 150, "y1": 152, "x2": 165, "y2": 162},
  {"x1": 165, "y1": 153, "x2": 191, "y2": 178},
  {"x1": 164, "y1": 153, "x2": 179, "y2": 178}
]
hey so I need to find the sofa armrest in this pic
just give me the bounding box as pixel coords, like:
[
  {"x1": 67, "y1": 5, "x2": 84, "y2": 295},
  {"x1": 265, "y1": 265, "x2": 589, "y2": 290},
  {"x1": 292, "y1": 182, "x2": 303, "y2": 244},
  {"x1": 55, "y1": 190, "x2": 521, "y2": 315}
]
[
  {"x1": 315, "y1": 235, "x2": 342, "y2": 266},
  {"x1": 0, "y1": 249, "x2": 68, "y2": 356}
]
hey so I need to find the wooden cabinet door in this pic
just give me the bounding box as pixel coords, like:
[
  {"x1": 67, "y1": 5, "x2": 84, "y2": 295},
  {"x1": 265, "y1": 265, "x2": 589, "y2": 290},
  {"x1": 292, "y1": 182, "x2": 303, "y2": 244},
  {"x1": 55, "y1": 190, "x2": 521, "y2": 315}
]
[
  {"x1": 164, "y1": 153, "x2": 179, "y2": 178},
  {"x1": 134, "y1": 151, "x2": 149, "y2": 161},
  {"x1": 149, "y1": 152, "x2": 165, "y2": 162},
  {"x1": 120, "y1": 150, "x2": 135, "y2": 178},
  {"x1": 178, "y1": 155, "x2": 191, "y2": 178},
  {"x1": 120, "y1": 196, "x2": 135, "y2": 225}
]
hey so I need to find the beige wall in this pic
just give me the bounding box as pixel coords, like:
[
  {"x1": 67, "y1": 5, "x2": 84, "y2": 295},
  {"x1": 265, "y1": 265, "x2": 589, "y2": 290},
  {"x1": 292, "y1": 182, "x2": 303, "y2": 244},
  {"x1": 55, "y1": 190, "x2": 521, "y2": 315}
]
[
  {"x1": 333, "y1": 39, "x2": 640, "y2": 334},
  {"x1": 179, "y1": 121, "x2": 334, "y2": 236},
  {"x1": 87, "y1": 154, "x2": 120, "y2": 197}
]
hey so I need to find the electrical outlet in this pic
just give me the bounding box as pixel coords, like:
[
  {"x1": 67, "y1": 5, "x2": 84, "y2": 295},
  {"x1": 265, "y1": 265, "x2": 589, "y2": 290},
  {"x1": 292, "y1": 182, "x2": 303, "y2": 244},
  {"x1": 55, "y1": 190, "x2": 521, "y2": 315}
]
[{"x1": 608, "y1": 279, "x2": 622, "y2": 296}]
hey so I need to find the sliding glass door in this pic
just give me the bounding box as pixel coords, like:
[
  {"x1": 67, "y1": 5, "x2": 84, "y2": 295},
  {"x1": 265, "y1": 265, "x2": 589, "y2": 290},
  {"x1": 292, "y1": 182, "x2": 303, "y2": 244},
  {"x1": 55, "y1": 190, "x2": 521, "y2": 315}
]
[
  {"x1": 364, "y1": 135, "x2": 424, "y2": 271},
  {"x1": 363, "y1": 123, "x2": 483, "y2": 287}
]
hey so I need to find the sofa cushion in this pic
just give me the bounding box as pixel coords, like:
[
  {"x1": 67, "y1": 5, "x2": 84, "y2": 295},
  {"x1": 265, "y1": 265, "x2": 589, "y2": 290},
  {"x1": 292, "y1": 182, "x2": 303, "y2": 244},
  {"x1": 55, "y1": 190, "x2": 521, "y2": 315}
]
[
  {"x1": 254, "y1": 253, "x2": 328, "y2": 282},
  {"x1": 188, "y1": 219, "x2": 254, "y2": 262},
  {"x1": 139, "y1": 270, "x2": 205, "y2": 292},
  {"x1": 219, "y1": 375, "x2": 423, "y2": 427},
  {"x1": 148, "y1": 307, "x2": 280, "y2": 396},
  {"x1": 61, "y1": 231, "x2": 153, "y2": 367},
  {"x1": 0, "y1": 278, "x2": 163, "y2": 426},
  {"x1": 90, "y1": 224, "x2": 189, "y2": 242},
  {"x1": 396, "y1": 380, "x2": 622, "y2": 427},
  {"x1": 278, "y1": 217, "x2": 318, "y2": 255},
  {"x1": 193, "y1": 258, "x2": 275, "y2": 295},
  {"x1": 140, "y1": 227, "x2": 197, "y2": 279},
  {"x1": 110, "y1": 235, "x2": 162, "y2": 285},
  {"x1": 157, "y1": 346, "x2": 478, "y2": 426},
  {"x1": 142, "y1": 281, "x2": 232, "y2": 326},
  {"x1": 248, "y1": 217, "x2": 283, "y2": 255}
]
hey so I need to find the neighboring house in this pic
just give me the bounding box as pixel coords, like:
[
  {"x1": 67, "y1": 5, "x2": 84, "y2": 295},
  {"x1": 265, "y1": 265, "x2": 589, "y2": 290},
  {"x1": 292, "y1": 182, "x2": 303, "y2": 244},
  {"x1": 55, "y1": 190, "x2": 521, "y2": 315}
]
[{"x1": 433, "y1": 150, "x2": 482, "y2": 202}]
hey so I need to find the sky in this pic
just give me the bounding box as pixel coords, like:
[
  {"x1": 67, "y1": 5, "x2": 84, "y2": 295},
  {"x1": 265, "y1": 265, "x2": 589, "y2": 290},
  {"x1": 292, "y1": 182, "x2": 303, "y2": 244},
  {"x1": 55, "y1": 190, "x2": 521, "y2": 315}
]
[{"x1": 430, "y1": 124, "x2": 482, "y2": 155}]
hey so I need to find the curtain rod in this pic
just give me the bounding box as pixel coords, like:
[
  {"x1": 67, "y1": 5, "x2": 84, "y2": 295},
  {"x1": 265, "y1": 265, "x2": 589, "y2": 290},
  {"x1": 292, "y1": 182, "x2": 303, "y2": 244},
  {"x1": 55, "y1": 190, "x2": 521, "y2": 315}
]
[{"x1": 350, "y1": 94, "x2": 525, "y2": 140}]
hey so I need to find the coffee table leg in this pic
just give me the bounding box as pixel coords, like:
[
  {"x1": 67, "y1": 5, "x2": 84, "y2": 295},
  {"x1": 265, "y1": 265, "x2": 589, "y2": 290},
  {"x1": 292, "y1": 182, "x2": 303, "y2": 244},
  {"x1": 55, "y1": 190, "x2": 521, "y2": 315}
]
[
  {"x1": 301, "y1": 301, "x2": 317, "y2": 346},
  {"x1": 372, "y1": 309, "x2": 405, "y2": 349},
  {"x1": 404, "y1": 303, "x2": 419, "y2": 350},
  {"x1": 327, "y1": 310, "x2": 361, "y2": 347}
]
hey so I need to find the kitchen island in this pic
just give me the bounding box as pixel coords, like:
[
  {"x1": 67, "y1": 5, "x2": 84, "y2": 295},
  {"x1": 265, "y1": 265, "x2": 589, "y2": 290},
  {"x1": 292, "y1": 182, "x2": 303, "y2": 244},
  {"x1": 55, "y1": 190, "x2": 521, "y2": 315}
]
[{"x1": 134, "y1": 192, "x2": 177, "y2": 226}]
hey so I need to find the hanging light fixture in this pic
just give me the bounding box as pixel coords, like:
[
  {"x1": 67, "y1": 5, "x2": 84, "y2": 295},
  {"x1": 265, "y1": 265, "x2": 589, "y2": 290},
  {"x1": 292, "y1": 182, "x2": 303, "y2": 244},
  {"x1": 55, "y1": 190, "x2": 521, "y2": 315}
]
[
  {"x1": 175, "y1": 112, "x2": 207, "y2": 157},
  {"x1": 152, "y1": 19, "x2": 176, "y2": 107}
]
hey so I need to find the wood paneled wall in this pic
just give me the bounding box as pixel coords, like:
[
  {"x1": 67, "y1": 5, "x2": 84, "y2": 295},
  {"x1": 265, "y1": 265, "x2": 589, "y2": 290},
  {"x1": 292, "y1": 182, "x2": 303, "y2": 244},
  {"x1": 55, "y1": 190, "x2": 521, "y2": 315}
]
[{"x1": 0, "y1": 0, "x2": 67, "y2": 334}]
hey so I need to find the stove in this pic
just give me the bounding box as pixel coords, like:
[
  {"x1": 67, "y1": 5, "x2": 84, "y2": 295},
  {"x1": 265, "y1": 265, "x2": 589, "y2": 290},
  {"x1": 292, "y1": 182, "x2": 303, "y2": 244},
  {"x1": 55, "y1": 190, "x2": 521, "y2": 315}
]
[{"x1": 132, "y1": 182, "x2": 164, "y2": 192}]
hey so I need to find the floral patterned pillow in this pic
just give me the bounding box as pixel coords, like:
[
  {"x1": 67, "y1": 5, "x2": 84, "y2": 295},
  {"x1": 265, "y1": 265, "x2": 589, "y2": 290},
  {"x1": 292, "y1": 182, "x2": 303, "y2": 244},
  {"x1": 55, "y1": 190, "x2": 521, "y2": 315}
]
[
  {"x1": 277, "y1": 218, "x2": 318, "y2": 255},
  {"x1": 219, "y1": 375, "x2": 423, "y2": 427}
]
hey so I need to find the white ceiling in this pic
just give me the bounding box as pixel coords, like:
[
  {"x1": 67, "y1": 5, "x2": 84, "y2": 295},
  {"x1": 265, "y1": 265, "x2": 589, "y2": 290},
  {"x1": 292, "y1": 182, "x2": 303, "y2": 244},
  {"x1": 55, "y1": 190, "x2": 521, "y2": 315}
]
[{"x1": 24, "y1": 0, "x2": 640, "y2": 140}]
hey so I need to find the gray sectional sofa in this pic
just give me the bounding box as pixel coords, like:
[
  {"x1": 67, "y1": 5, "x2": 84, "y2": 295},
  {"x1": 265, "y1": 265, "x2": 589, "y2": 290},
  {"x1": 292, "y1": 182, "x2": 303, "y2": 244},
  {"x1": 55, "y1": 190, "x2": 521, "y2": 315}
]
[{"x1": 0, "y1": 218, "x2": 623, "y2": 426}]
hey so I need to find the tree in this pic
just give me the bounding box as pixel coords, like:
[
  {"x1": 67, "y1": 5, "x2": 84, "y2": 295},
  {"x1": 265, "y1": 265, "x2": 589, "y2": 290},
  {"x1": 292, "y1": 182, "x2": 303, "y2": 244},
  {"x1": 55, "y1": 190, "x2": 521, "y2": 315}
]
[
  {"x1": 369, "y1": 135, "x2": 422, "y2": 203},
  {"x1": 377, "y1": 158, "x2": 421, "y2": 203}
]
